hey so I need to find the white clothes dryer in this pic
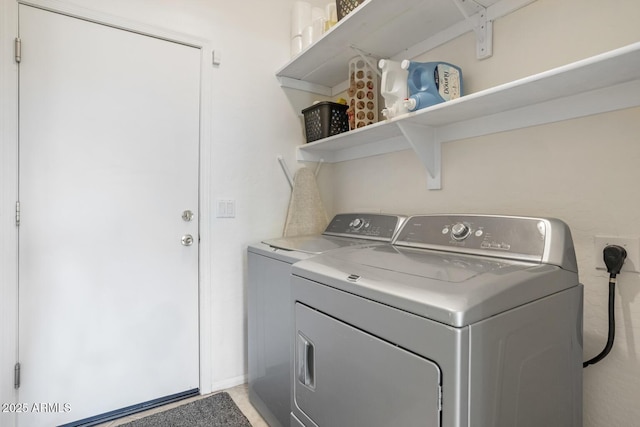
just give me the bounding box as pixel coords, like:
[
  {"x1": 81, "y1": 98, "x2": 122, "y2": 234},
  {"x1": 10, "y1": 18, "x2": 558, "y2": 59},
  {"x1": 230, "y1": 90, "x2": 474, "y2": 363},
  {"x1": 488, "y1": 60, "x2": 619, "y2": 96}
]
[{"x1": 290, "y1": 214, "x2": 583, "y2": 427}]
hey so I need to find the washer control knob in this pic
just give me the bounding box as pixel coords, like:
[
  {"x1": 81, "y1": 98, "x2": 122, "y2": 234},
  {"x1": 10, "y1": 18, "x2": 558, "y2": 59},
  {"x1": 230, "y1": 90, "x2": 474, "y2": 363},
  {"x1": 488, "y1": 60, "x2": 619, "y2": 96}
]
[
  {"x1": 451, "y1": 223, "x2": 471, "y2": 240},
  {"x1": 351, "y1": 218, "x2": 364, "y2": 230}
]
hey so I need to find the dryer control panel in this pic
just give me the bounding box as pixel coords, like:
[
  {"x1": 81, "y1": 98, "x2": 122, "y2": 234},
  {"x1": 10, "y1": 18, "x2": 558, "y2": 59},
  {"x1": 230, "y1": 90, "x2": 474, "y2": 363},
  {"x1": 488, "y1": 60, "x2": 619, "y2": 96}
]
[
  {"x1": 394, "y1": 214, "x2": 577, "y2": 271},
  {"x1": 323, "y1": 213, "x2": 405, "y2": 241}
]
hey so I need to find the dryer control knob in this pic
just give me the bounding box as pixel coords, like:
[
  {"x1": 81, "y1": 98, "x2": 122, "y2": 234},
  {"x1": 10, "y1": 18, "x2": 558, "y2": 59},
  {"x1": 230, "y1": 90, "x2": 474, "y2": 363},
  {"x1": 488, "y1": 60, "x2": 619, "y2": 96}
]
[
  {"x1": 451, "y1": 223, "x2": 471, "y2": 240},
  {"x1": 351, "y1": 218, "x2": 364, "y2": 230}
]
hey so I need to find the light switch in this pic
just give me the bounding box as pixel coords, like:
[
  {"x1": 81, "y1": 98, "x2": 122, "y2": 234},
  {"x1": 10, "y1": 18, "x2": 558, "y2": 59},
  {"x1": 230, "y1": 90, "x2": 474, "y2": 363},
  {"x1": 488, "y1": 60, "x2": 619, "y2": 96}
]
[{"x1": 216, "y1": 199, "x2": 235, "y2": 218}]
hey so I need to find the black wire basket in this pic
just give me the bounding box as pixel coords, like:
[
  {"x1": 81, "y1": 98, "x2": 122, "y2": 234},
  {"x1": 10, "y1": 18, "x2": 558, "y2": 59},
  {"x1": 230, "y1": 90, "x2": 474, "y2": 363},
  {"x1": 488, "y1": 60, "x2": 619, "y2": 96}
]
[{"x1": 336, "y1": 0, "x2": 365, "y2": 20}]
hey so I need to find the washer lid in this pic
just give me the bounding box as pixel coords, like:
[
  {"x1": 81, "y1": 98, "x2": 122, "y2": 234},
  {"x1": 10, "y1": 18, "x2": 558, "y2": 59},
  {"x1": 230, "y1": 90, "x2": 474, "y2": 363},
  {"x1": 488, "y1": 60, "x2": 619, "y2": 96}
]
[
  {"x1": 292, "y1": 245, "x2": 579, "y2": 327},
  {"x1": 262, "y1": 234, "x2": 382, "y2": 255}
]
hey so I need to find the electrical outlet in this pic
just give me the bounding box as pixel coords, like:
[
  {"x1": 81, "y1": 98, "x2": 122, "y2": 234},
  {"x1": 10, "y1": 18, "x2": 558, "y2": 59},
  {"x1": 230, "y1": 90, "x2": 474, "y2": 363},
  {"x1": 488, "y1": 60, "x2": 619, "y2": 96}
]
[{"x1": 594, "y1": 236, "x2": 640, "y2": 273}]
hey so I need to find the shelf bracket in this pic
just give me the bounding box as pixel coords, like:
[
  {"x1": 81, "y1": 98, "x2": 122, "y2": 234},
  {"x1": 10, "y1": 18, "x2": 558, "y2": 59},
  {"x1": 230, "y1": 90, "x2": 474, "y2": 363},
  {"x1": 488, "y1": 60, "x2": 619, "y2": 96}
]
[
  {"x1": 397, "y1": 122, "x2": 441, "y2": 190},
  {"x1": 473, "y1": 8, "x2": 493, "y2": 59},
  {"x1": 451, "y1": 0, "x2": 493, "y2": 59},
  {"x1": 277, "y1": 76, "x2": 333, "y2": 96}
]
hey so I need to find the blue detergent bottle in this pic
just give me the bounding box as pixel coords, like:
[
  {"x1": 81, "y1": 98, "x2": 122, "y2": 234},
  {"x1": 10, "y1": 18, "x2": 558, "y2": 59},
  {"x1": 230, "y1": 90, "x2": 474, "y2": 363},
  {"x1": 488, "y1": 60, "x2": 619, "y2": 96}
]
[{"x1": 401, "y1": 60, "x2": 463, "y2": 111}]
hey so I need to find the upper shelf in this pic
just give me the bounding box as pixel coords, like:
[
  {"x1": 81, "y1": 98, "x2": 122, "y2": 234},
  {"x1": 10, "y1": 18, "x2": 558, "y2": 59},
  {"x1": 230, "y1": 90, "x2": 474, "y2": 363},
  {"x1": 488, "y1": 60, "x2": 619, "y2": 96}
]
[
  {"x1": 297, "y1": 41, "x2": 640, "y2": 188},
  {"x1": 276, "y1": 0, "x2": 508, "y2": 94}
]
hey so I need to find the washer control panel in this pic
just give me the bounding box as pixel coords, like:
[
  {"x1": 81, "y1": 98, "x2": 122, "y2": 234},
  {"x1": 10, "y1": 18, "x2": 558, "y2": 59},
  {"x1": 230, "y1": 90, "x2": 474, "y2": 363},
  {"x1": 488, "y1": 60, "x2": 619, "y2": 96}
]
[
  {"x1": 350, "y1": 218, "x2": 366, "y2": 231},
  {"x1": 323, "y1": 213, "x2": 406, "y2": 241},
  {"x1": 450, "y1": 222, "x2": 471, "y2": 241},
  {"x1": 394, "y1": 215, "x2": 557, "y2": 263}
]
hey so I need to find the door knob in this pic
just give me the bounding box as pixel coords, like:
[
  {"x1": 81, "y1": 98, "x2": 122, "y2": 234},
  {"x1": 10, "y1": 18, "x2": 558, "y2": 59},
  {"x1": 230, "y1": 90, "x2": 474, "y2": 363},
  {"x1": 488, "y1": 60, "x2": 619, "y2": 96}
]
[
  {"x1": 181, "y1": 234, "x2": 194, "y2": 246},
  {"x1": 182, "y1": 210, "x2": 194, "y2": 222}
]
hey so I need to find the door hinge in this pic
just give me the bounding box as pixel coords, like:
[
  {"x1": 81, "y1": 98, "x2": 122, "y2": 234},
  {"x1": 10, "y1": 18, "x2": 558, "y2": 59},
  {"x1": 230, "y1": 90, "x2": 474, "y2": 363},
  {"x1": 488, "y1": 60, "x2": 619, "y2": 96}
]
[
  {"x1": 14, "y1": 37, "x2": 21, "y2": 63},
  {"x1": 16, "y1": 201, "x2": 20, "y2": 226},
  {"x1": 14, "y1": 363, "x2": 21, "y2": 389}
]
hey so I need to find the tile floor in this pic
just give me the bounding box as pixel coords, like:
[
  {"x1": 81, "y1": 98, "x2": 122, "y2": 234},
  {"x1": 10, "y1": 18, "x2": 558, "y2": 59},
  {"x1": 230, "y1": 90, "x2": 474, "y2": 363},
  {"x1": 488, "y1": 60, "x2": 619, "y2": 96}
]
[{"x1": 95, "y1": 383, "x2": 269, "y2": 427}]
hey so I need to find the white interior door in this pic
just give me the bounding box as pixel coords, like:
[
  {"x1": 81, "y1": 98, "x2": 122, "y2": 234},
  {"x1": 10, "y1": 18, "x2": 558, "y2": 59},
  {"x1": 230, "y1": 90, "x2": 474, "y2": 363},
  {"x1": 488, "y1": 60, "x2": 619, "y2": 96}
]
[{"x1": 18, "y1": 5, "x2": 201, "y2": 426}]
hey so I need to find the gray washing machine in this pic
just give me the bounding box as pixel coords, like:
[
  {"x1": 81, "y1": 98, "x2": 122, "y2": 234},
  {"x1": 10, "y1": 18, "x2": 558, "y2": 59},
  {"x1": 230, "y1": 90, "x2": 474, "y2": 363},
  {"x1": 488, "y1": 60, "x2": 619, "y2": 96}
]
[
  {"x1": 247, "y1": 213, "x2": 406, "y2": 427},
  {"x1": 290, "y1": 214, "x2": 583, "y2": 427}
]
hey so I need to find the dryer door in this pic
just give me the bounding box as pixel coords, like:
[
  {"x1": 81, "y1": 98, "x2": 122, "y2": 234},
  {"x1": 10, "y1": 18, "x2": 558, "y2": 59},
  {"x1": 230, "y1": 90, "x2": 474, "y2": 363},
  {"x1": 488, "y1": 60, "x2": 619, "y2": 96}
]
[{"x1": 294, "y1": 303, "x2": 442, "y2": 427}]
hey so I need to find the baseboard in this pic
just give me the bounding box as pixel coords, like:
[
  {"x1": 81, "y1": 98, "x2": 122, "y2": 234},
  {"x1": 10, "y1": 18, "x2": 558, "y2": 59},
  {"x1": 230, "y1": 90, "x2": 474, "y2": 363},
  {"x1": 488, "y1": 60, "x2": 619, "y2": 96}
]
[{"x1": 210, "y1": 374, "x2": 248, "y2": 393}]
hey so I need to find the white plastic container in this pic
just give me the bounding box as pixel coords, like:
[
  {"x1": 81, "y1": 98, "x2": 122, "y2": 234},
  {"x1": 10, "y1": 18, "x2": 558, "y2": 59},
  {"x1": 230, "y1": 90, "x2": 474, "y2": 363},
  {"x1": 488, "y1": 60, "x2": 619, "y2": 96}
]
[
  {"x1": 291, "y1": 2, "x2": 312, "y2": 38},
  {"x1": 378, "y1": 59, "x2": 409, "y2": 119},
  {"x1": 325, "y1": 2, "x2": 338, "y2": 31},
  {"x1": 311, "y1": 7, "x2": 325, "y2": 44},
  {"x1": 301, "y1": 25, "x2": 313, "y2": 50},
  {"x1": 347, "y1": 57, "x2": 379, "y2": 129},
  {"x1": 291, "y1": 35, "x2": 303, "y2": 56}
]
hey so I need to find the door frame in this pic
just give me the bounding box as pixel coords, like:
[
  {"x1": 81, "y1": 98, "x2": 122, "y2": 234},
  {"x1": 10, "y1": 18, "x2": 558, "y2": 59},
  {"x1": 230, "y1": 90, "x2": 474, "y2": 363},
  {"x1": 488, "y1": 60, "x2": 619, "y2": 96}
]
[{"x1": 0, "y1": 0, "x2": 215, "y2": 421}]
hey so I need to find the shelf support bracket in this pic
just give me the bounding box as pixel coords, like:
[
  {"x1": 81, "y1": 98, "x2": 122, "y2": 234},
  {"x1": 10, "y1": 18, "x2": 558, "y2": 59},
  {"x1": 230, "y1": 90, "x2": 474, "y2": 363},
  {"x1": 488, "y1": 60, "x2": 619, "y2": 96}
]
[
  {"x1": 276, "y1": 76, "x2": 332, "y2": 96},
  {"x1": 397, "y1": 122, "x2": 441, "y2": 190},
  {"x1": 451, "y1": 0, "x2": 493, "y2": 59},
  {"x1": 473, "y1": 8, "x2": 493, "y2": 59}
]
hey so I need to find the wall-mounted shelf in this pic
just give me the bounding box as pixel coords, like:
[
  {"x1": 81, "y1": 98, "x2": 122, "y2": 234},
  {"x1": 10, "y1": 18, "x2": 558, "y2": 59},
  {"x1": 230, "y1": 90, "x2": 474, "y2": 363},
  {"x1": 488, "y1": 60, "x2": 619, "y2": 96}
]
[
  {"x1": 297, "y1": 42, "x2": 640, "y2": 189},
  {"x1": 276, "y1": 0, "x2": 536, "y2": 95}
]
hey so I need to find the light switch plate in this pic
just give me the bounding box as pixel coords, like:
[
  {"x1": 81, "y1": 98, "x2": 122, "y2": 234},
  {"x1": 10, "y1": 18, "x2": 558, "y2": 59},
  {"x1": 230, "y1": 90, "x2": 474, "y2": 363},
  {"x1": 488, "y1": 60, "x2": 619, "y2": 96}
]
[
  {"x1": 216, "y1": 199, "x2": 236, "y2": 218},
  {"x1": 594, "y1": 236, "x2": 640, "y2": 273}
]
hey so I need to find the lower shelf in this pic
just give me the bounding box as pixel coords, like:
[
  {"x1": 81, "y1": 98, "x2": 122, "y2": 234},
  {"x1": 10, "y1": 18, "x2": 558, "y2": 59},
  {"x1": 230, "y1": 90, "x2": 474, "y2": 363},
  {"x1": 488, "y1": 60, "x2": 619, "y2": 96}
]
[{"x1": 297, "y1": 42, "x2": 640, "y2": 190}]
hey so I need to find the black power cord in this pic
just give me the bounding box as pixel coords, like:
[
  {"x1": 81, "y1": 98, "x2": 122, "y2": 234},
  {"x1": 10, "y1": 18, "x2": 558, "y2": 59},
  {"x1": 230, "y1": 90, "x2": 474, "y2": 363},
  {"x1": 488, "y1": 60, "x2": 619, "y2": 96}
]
[{"x1": 583, "y1": 245, "x2": 627, "y2": 368}]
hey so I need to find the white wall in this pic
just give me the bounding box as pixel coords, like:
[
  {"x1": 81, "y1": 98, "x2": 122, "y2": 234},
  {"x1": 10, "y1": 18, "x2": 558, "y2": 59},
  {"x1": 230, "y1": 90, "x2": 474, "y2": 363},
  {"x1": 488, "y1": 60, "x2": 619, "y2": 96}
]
[{"x1": 328, "y1": 0, "x2": 640, "y2": 426}]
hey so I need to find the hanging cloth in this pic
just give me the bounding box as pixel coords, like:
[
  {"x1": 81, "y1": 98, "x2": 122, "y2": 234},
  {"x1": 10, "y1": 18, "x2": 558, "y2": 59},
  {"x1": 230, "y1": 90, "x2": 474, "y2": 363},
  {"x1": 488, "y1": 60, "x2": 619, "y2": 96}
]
[{"x1": 283, "y1": 167, "x2": 328, "y2": 236}]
